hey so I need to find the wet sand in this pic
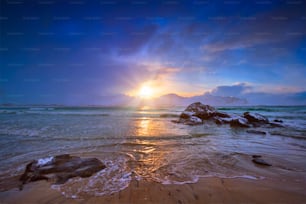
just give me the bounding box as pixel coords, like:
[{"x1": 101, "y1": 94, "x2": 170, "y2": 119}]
[{"x1": 1, "y1": 176, "x2": 305, "y2": 204}]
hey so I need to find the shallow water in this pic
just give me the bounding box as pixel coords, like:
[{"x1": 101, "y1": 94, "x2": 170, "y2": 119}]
[{"x1": 0, "y1": 106, "x2": 306, "y2": 198}]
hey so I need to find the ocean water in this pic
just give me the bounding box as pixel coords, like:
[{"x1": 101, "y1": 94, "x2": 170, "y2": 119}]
[{"x1": 0, "y1": 106, "x2": 306, "y2": 198}]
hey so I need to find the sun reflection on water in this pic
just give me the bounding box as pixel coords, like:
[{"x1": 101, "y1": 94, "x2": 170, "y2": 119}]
[
  {"x1": 129, "y1": 117, "x2": 171, "y2": 181},
  {"x1": 138, "y1": 117, "x2": 150, "y2": 136}
]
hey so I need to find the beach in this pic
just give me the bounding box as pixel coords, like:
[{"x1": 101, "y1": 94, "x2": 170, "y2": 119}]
[
  {"x1": 1, "y1": 176, "x2": 306, "y2": 204},
  {"x1": 0, "y1": 106, "x2": 306, "y2": 203}
]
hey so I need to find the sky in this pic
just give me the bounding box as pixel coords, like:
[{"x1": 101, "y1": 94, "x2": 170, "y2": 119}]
[{"x1": 0, "y1": 0, "x2": 306, "y2": 105}]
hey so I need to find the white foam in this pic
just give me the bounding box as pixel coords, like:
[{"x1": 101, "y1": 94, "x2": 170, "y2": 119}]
[
  {"x1": 37, "y1": 156, "x2": 53, "y2": 166},
  {"x1": 220, "y1": 175, "x2": 265, "y2": 180},
  {"x1": 231, "y1": 175, "x2": 258, "y2": 180},
  {"x1": 51, "y1": 157, "x2": 132, "y2": 199},
  {"x1": 158, "y1": 175, "x2": 199, "y2": 185}
]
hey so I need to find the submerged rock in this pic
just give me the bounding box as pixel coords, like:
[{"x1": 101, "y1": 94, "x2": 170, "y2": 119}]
[
  {"x1": 160, "y1": 113, "x2": 179, "y2": 118},
  {"x1": 19, "y1": 154, "x2": 106, "y2": 190},
  {"x1": 247, "y1": 130, "x2": 266, "y2": 135},
  {"x1": 268, "y1": 122, "x2": 284, "y2": 128},
  {"x1": 252, "y1": 158, "x2": 272, "y2": 166}
]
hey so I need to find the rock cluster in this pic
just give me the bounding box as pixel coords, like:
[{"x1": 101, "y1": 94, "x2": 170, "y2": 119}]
[
  {"x1": 19, "y1": 154, "x2": 106, "y2": 190},
  {"x1": 175, "y1": 102, "x2": 281, "y2": 128}
]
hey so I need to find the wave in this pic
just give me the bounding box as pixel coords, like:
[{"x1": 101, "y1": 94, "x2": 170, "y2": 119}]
[
  {"x1": 218, "y1": 106, "x2": 306, "y2": 113},
  {"x1": 0, "y1": 110, "x2": 110, "y2": 116},
  {"x1": 51, "y1": 156, "x2": 132, "y2": 198},
  {"x1": 29, "y1": 107, "x2": 55, "y2": 111}
]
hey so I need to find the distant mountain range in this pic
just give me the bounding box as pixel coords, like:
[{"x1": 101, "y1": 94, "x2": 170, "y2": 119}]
[
  {"x1": 95, "y1": 93, "x2": 248, "y2": 107},
  {"x1": 3, "y1": 91, "x2": 304, "y2": 107}
]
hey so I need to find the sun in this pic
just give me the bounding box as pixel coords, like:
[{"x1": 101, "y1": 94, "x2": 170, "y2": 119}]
[{"x1": 139, "y1": 85, "x2": 154, "y2": 99}]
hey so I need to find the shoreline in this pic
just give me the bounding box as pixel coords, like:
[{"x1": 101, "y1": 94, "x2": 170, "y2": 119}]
[{"x1": 1, "y1": 176, "x2": 305, "y2": 204}]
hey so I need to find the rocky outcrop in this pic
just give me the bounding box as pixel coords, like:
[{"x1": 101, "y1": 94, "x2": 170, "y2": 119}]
[
  {"x1": 176, "y1": 102, "x2": 279, "y2": 128},
  {"x1": 19, "y1": 154, "x2": 106, "y2": 190},
  {"x1": 177, "y1": 102, "x2": 227, "y2": 125}
]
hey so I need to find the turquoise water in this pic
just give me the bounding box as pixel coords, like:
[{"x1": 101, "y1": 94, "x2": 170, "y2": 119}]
[{"x1": 0, "y1": 106, "x2": 306, "y2": 198}]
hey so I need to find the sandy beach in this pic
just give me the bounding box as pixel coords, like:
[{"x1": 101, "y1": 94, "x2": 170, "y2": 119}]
[
  {"x1": 1, "y1": 105, "x2": 306, "y2": 204},
  {"x1": 1, "y1": 176, "x2": 306, "y2": 204}
]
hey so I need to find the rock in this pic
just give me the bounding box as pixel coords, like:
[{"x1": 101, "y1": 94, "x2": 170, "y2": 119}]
[
  {"x1": 215, "y1": 118, "x2": 223, "y2": 125},
  {"x1": 184, "y1": 116, "x2": 202, "y2": 125},
  {"x1": 160, "y1": 114, "x2": 179, "y2": 118},
  {"x1": 252, "y1": 158, "x2": 272, "y2": 166},
  {"x1": 214, "y1": 117, "x2": 232, "y2": 125},
  {"x1": 252, "y1": 155, "x2": 262, "y2": 158},
  {"x1": 247, "y1": 130, "x2": 266, "y2": 135},
  {"x1": 243, "y1": 112, "x2": 269, "y2": 124},
  {"x1": 273, "y1": 119, "x2": 283, "y2": 123},
  {"x1": 178, "y1": 102, "x2": 219, "y2": 125},
  {"x1": 183, "y1": 102, "x2": 216, "y2": 120},
  {"x1": 214, "y1": 111, "x2": 231, "y2": 118},
  {"x1": 19, "y1": 154, "x2": 106, "y2": 190},
  {"x1": 230, "y1": 117, "x2": 250, "y2": 128},
  {"x1": 180, "y1": 111, "x2": 193, "y2": 120},
  {"x1": 269, "y1": 122, "x2": 284, "y2": 128},
  {"x1": 176, "y1": 102, "x2": 283, "y2": 129}
]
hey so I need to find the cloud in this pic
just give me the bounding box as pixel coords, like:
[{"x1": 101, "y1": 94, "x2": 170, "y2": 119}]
[
  {"x1": 208, "y1": 83, "x2": 306, "y2": 105},
  {"x1": 210, "y1": 83, "x2": 253, "y2": 97},
  {"x1": 201, "y1": 6, "x2": 306, "y2": 53}
]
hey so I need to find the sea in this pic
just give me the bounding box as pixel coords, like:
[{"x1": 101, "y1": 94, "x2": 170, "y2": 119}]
[{"x1": 0, "y1": 105, "x2": 306, "y2": 198}]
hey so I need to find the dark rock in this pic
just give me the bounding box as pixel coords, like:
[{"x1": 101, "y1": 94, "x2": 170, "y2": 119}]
[
  {"x1": 178, "y1": 102, "x2": 230, "y2": 125},
  {"x1": 252, "y1": 158, "x2": 272, "y2": 166},
  {"x1": 243, "y1": 112, "x2": 269, "y2": 124},
  {"x1": 178, "y1": 102, "x2": 216, "y2": 125},
  {"x1": 19, "y1": 154, "x2": 106, "y2": 190},
  {"x1": 247, "y1": 130, "x2": 266, "y2": 135},
  {"x1": 273, "y1": 119, "x2": 283, "y2": 123},
  {"x1": 229, "y1": 118, "x2": 250, "y2": 128},
  {"x1": 160, "y1": 114, "x2": 179, "y2": 118},
  {"x1": 213, "y1": 111, "x2": 231, "y2": 118},
  {"x1": 184, "y1": 116, "x2": 203, "y2": 125},
  {"x1": 215, "y1": 118, "x2": 223, "y2": 125},
  {"x1": 176, "y1": 102, "x2": 283, "y2": 129},
  {"x1": 269, "y1": 122, "x2": 284, "y2": 128},
  {"x1": 179, "y1": 112, "x2": 192, "y2": 120},
  {"x1": 252, "y1": 155, "x2": 262, "y2": 158},
  {"x1": 183, "y1": 102, "x2": 216, "y2": 120}
]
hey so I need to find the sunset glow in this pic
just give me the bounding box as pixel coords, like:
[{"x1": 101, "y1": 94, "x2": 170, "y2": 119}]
[{"x1": 138, "y1": 85, "x2": 154, "y2": 99}]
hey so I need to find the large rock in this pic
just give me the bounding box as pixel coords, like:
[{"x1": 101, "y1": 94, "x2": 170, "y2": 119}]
[
  {"x1": 178, "y1": 102, "x2": 217, "y2": 125},
  {"x1": 177, "y1": 102, "x2": 235, "y2": 125},
  {"x1": 176, "y1": 102, "x2": 275, "y2": 128},
  {"x1": 19, "y1": 154, "x2": 106, "y2": 190},
  {"x1": 183, "y1": 102, "x2": 216, "y2": 120}
]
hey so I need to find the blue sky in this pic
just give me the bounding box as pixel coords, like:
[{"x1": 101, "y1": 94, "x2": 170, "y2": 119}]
[{"x1": 0, "y1": 0, "x2": 305, "y2": 105}]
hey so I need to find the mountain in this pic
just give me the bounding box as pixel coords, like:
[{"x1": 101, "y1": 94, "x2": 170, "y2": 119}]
[
  {"x1": 95, "y1": 93, "x2": 248, "y2": 107},
  {"x1": 191, "y1": 93, "x2": 248, "y2": 106},
  {"x1": 153, "y1": 94, "x2": 188, "y2": 106}
]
